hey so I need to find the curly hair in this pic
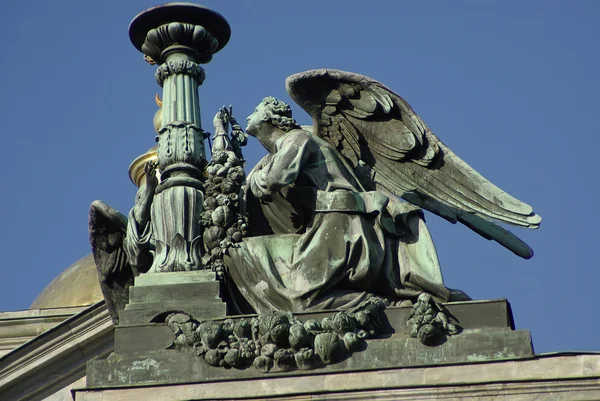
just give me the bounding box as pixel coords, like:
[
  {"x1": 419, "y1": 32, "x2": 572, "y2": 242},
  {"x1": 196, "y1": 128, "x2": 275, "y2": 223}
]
[{"x1": 259, "y1": 96, "x2": 301, "y2": 132}]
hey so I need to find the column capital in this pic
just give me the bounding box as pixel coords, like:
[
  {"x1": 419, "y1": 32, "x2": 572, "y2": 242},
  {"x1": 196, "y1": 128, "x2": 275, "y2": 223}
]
[
  {"x1": 129, "y1": 3, "x2": 231, "y2": 64},
  {"x1": 155, "y1": 60, "x2": 205, "y2": 87}
]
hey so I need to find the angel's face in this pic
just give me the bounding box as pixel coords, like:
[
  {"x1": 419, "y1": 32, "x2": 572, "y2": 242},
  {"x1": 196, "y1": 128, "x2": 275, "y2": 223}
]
[{"x1": 246, "y1": 103, "x2": 268, "y2": 137}]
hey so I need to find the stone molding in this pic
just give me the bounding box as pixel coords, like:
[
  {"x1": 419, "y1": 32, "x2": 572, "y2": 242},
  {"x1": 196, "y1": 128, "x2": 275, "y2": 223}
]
[
  {"x1": 0, "y1": 301, "x2": 113, "y2": 401},
  {"x1": 0, "y1": 306, "x2": 89, "y2": 357},
  {"x1": 74, "y1": 353, "x2": 600, "y2": 401},
  {"x1": 155, "y1": 60, "x2": 205, "y2": 86}
]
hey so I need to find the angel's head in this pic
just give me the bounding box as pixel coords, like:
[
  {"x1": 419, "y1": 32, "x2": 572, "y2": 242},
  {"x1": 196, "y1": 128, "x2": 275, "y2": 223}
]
[{"x1": 246, "y1": 97, "x2": 300, "y2": 138}]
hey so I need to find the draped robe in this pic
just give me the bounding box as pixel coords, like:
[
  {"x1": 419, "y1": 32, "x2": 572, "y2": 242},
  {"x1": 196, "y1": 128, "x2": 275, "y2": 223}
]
[{"x1": 225, "y1": 129, "x2": 450, "y2": 313}]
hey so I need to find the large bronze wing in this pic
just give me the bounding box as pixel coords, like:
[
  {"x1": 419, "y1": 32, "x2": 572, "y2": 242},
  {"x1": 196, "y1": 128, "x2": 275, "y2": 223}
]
[
  {"x1": 286, "y1": 69, "x2": 541, "y2": 259},
  {"x1": 88, "y1": 200, "x2": 135, "y2": 324}
]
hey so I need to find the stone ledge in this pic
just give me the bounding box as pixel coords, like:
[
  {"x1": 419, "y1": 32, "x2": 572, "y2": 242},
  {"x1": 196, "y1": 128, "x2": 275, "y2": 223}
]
[
  {"x1": 134, "y1": 270, "x2": 217, "y2": 286},
  {"x1": 0, "y1": 301, "x2": 113, "y2": 401},
  {"x1": 129, "y1": 281, "x2": 221, "y2": 304},
  {"x1": 75, "y1": 354, "x2": 600, "y2": 401},
  {"x1": 87, "y1": 329, "x2": 533, "y2": 388},
  {"x1": 90, "y1": 298, "x2": 527, "y2": 388},
  {"x1": 0, "y1": 306, "x2": 89, "y2": 341},
  {"x1": 111, "y1": 299, "x2": 516, "y2": 357},
  {"x1": 119, "y1": 300, "x2": 226, "y2": 325}
]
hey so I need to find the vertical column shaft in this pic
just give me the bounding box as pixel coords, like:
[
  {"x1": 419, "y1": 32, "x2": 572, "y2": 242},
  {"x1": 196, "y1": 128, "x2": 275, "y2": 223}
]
[
  {"x1": 161, "y1": 53, "x2": 202, "y2": 127},
  {"x1": 154, "y1": 53, "x2": 207, "y2": 173},
  {"x1": 128, "y1": 6, "x2": 231, "y2": 273}
]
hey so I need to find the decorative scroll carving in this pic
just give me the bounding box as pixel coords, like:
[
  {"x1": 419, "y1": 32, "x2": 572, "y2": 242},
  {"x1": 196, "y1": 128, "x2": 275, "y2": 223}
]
[
  {"x1": 156, "y1": 121, "x2": 207, "y2": 172},
  {"x1": 165, "y1": 297, "x2": 386, "y2": 372}
]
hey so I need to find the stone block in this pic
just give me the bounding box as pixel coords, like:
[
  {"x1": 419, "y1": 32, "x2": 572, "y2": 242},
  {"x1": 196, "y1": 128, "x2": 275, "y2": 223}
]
[
  {"x1": 86, "y1": 329, "x2": 532, "y2": 388},
  {"x1": 129, "y1": 282, "x2": 220, "y2": 304},
  {"x1": 114, "y1": 324, "x2": 174, "y2": 354},
  {"x1": 119, "y1": 274, "x2": 224, "y2": 325},
  {"x1": 134, "y1": 270, "x2": 216, "y2": 287},
  {"x1": 88, "y1": 299, "x2": 532, "y2": 389},
  {"x1": 119, "y1": 300, "x2": 226, "y2": 325}
]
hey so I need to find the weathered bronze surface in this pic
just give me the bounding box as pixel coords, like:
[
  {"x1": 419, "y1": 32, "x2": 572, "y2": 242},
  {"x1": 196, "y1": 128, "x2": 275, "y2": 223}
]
[
  {"x1": 87, "y1": 4, "x2": 540, "y2": 357},
  {"x1": 224, "y1": 78, "x2": 540, "y2": 312}
]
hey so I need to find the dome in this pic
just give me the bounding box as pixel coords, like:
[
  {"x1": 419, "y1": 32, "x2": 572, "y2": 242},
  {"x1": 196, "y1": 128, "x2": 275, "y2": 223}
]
[
  {"x1": 30, "y1": 254, "x2": 103, "y2": 309},
  {"x1": 129, "y1": 146, "x2": 158, "y2": 187},
  {"x1": 30, "y1": 144, "x2": 157, "y2": 310}
]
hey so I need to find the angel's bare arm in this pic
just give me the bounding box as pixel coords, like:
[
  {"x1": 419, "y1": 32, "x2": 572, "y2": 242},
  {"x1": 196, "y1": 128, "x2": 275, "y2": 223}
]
[{"x1": 132, "y1": 161, "x2": 158, "y2": 229}]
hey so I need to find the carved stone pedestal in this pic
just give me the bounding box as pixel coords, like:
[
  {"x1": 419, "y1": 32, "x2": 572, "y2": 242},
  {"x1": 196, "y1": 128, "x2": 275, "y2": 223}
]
[
  {"x1": 83, "y1": 299, "x2": 539, "y2": 395},
  {"x1": 118, "y1": 271, "x2": 225, "y2": 325}
]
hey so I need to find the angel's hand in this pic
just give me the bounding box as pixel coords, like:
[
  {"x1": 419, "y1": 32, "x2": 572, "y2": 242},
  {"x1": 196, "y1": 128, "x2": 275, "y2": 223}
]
[
  {"x1": 133, "y1": 161, "x2": 158, "y2": 226},
  {"x1": 144, "y1": 161, "x2": 159, "y2": 190},
  {"x1": 228, "y1": 105, "x2": 241, "y2": 128},
  {"x1": 213, "y1": 106, "x2": 230, "y2": 132}
]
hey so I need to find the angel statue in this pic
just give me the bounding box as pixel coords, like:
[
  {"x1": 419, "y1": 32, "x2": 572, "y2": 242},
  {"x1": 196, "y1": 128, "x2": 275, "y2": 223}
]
[
  {"x1": 88, "y1": 162, "x2": 158, "y2": 324},
  {"x1": 89, "y1": 69, "x2": 541, "y2": 323},
  {"x1": 222, "y1": 69, "x2": 541, "y2": 314},
  {"x1": 88, "y1": 108, "x2": 246, "y2": 324}
]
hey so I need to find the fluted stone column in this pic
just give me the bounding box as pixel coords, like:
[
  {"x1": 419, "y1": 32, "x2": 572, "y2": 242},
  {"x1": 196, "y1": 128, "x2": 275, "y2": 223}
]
[{"x1": 129, "y1": 4, "x2": 230, "y2": 272}]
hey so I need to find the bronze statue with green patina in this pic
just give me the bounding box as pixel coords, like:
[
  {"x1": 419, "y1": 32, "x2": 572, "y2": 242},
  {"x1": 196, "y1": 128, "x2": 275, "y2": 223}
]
[
  {"x1": 85, "y1": 3, "x2": 542, "y2": 377},
  {"x1": 220, "y1": 70, "x2": 540, "y2": 314},
  {"x1": 89, "y1": 65, "x2": 541, "y2": 320}
]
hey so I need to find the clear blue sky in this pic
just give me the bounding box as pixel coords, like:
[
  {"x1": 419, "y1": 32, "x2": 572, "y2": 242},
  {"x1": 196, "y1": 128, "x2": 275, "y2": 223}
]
[{"x1": 1, "y1": 1, "x2": 598, "y2": 354}]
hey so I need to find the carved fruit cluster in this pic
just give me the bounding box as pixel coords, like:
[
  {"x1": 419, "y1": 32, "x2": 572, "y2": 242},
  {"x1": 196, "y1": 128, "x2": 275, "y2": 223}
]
[
  {"x1": 201, "y1": 148, "x2": 248, "y2": 276},
  {"x1": 165, "y1": 297, "x2": 386, "y2": 372},
  {"x1": 406, "y1": 293, "x2": 461, "y2": 345}
]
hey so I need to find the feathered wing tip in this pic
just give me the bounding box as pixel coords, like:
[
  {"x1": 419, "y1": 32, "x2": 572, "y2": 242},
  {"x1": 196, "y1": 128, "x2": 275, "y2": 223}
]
[
  {"x1": 459, "y1": 213, "x2": 534, "y2": 259},
  {"x1": 88, "y1": 200, "x2": 132, "y2": 324},
  {"x1": 285, "y1": 69, "x2": 541, "y2": 259}
]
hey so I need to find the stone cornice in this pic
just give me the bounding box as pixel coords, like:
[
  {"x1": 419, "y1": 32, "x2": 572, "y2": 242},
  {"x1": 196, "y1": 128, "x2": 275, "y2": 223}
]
[
  {"x1": 75, "y1": 354, "x2": 600, "y2": 401},
  {"x1": 0, "y1": 306, "x2": 89, "y2": 354},
  {"x1": 0, "y1": 301, "x2": 113, "y2": 401}
]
